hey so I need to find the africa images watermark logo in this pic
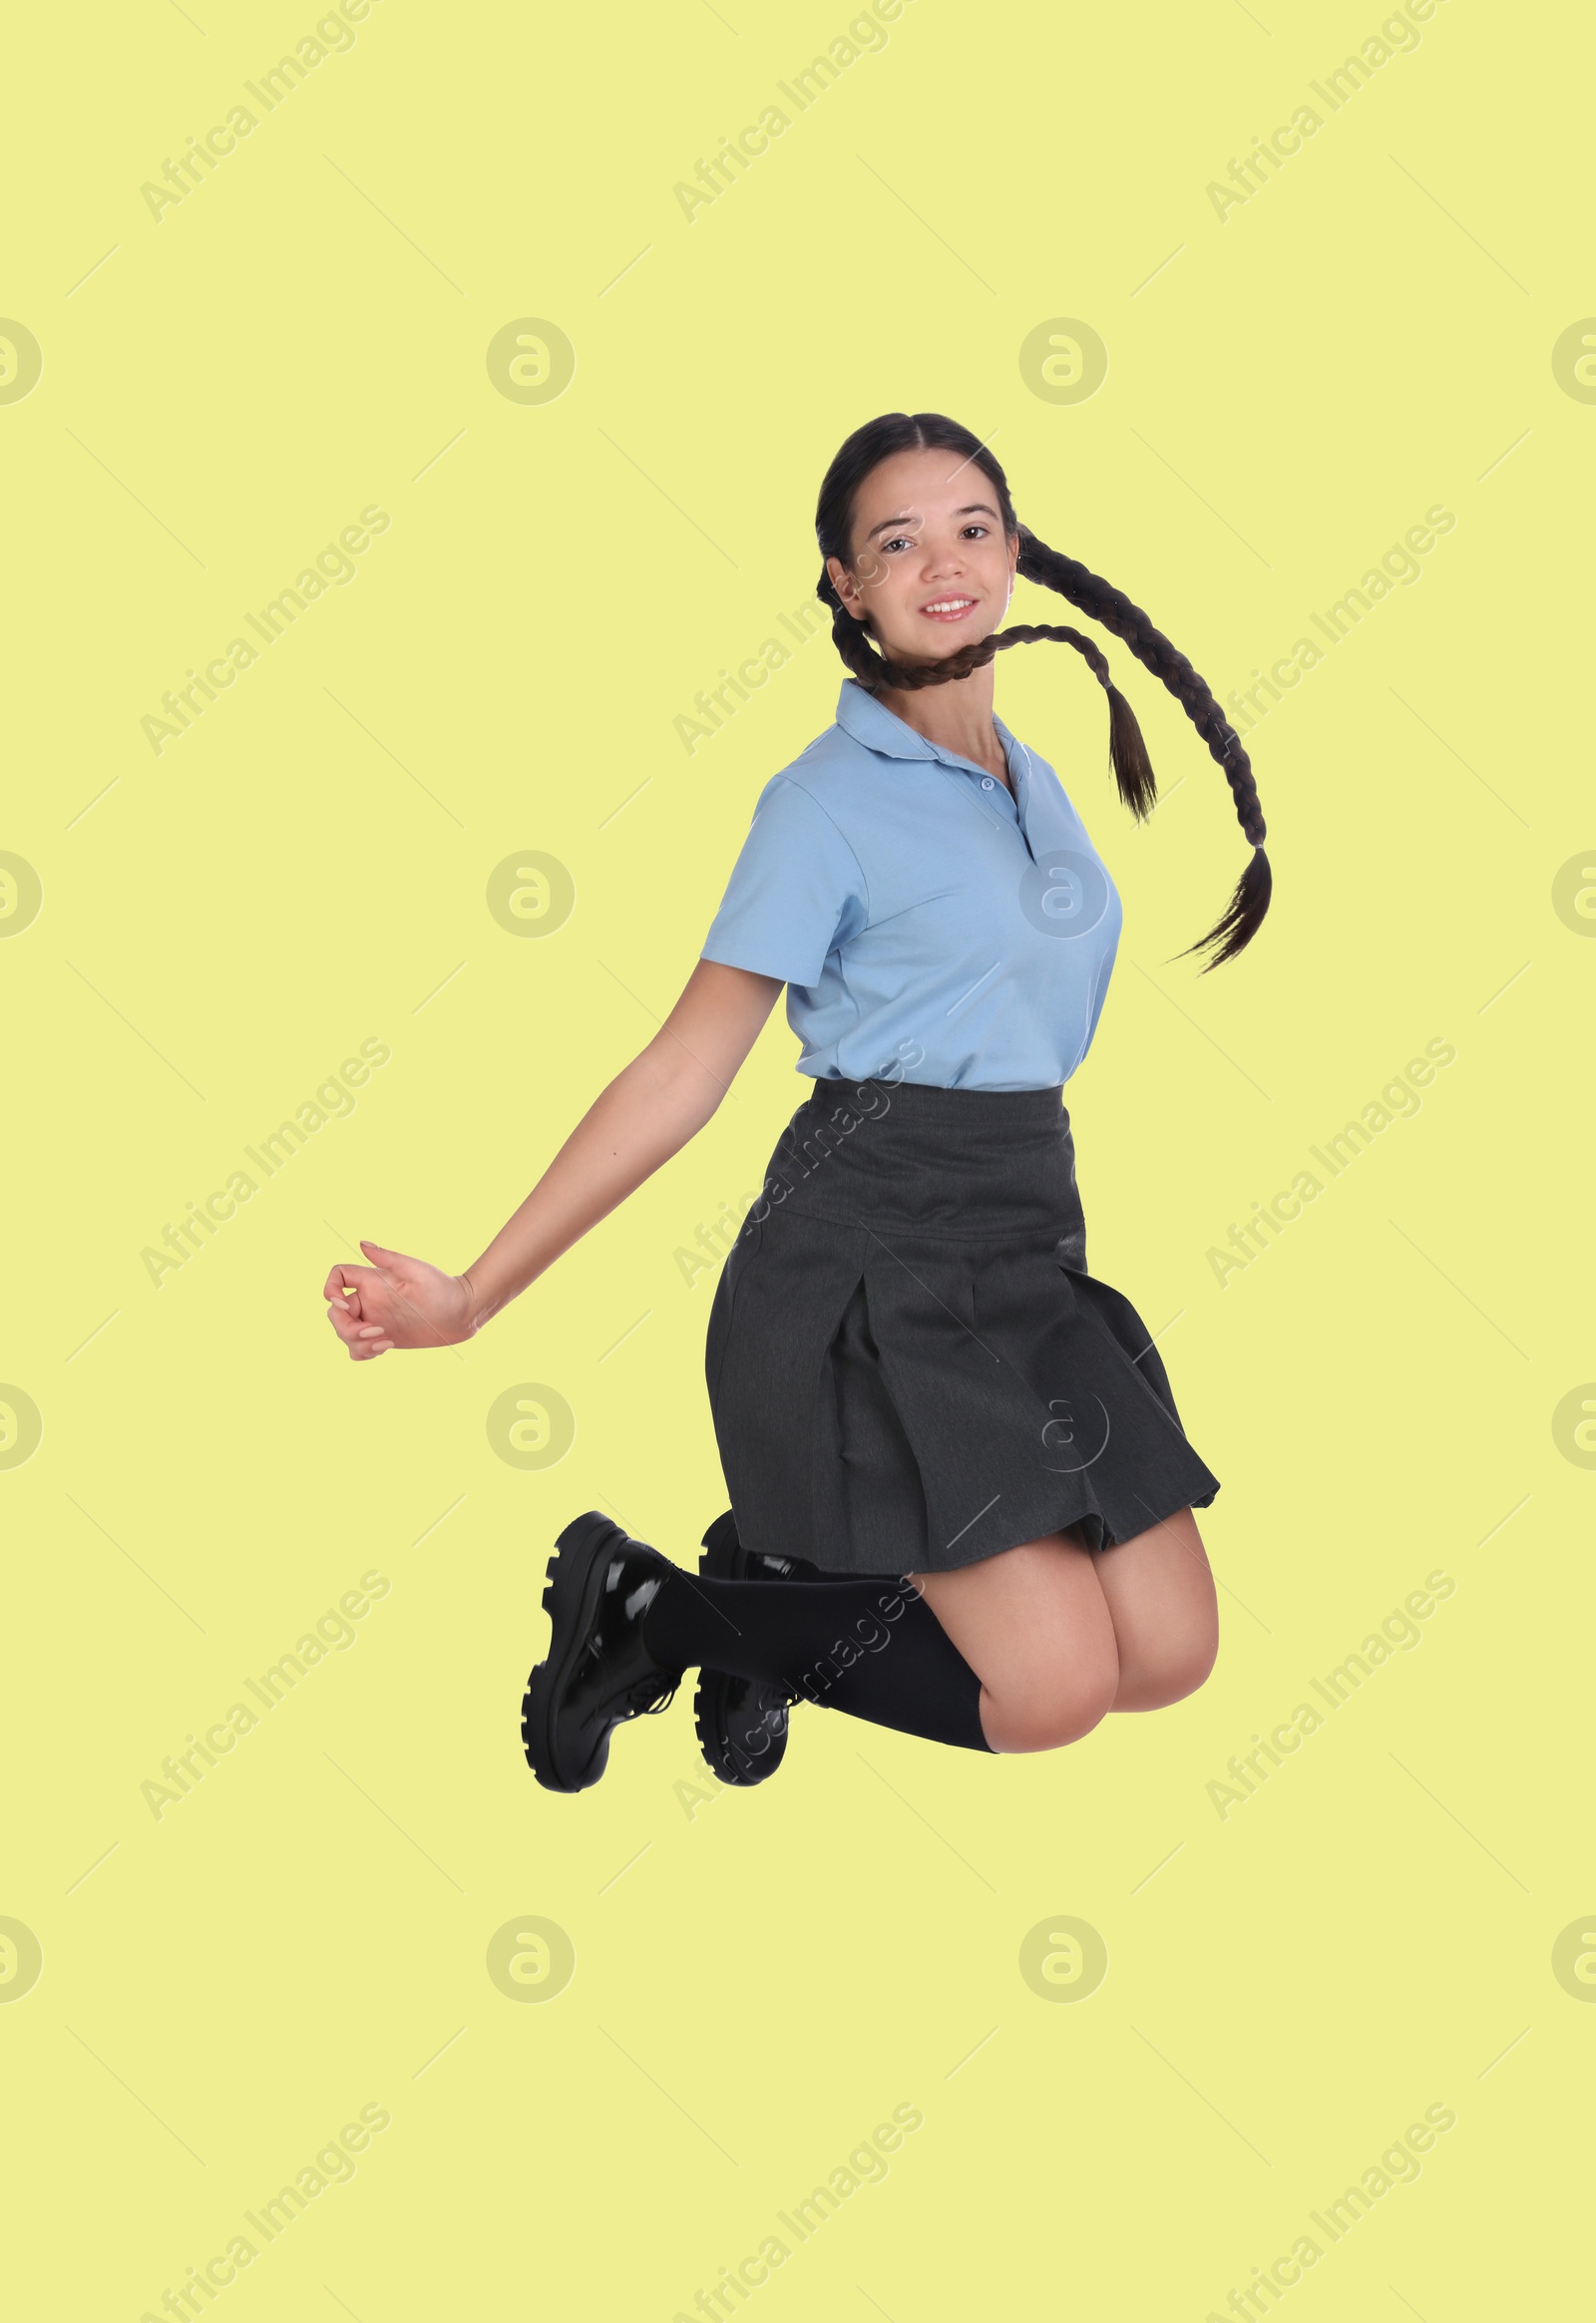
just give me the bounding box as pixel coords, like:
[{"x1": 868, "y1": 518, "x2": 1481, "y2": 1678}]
[
  {"x1": 672, "y1": 600, "x2": 831, "y2": 755},
  {"x1": 1205, "y1": 1567, "x2": 1456, "y2": 1820},
  {"x1": 1205, "y1": 1037, "x2": 1456, "y2": 1287},
  {"x1": 1203, "y1": 0, "x2": 1451, "y2": 223},
  {"x1": 1199, "y1": 2103, "x2": 1457, "y2": 2320},
  {"x1": 136, "y1": 2103, "x2": 392, "y2": 2321},
  {"x1": 667, "y1": 2103, "x2": 925, "y2": 2321},
  {"x1": 139, "y1": 506, "x2": 392, "y2": 756},
  {"x1": 138, "y1": 1, "x2": 388, "y2": 222},
  {"x1": 139, "y1": 1568, "x2": 392, "y2": 1821},
  {"x1": 670, "y1": 0, "x2": 920, "y2": 223},
  {"x1": 141, "y1": 1038, "x2": 391, "y2": 1289},
  {"x1": 1222, "y1": 503, "x2": 1456, "y2": 745}
]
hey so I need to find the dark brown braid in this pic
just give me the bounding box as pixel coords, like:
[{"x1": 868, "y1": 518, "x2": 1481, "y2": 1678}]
[{"x1": 813, "y1": 413, "x2": 1271, "y2": 969}]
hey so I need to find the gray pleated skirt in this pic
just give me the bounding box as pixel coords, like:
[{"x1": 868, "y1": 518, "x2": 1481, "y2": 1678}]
[{"x1": 705, "y1": 1074, "x2": 1220, "y2": 1576}]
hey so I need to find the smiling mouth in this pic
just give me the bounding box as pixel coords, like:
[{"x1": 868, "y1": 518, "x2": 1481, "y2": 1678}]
[{"x1": 919, "y1": 595, "x2": 979, "y2": 622}]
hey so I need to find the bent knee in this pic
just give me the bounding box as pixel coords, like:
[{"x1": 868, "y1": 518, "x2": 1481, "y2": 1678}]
[
  {"x1": 1119, "y1": 1624, "x2": 1219, "y2": 1711},
  {"x1": 986, "y1": 1660, "x2": 1119, "y2": 1753}
]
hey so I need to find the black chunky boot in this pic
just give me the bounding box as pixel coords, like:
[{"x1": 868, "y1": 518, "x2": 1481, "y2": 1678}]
[
  {"x1": 521, "y1": 1512, "x2": 685, "y2": 1793},
  {"x1": 692, "y1": 1509, "x2": 828, "y2": 1786}
]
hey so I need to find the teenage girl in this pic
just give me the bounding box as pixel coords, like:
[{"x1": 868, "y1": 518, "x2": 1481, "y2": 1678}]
[{"x1": 321, "y1": 411, "x2": 1270, "y2": 1795}]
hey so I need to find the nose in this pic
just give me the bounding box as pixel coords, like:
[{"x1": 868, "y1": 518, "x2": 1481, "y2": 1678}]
[{"x1": 918, "y1": 534, "x2": 966, "y2": 581}]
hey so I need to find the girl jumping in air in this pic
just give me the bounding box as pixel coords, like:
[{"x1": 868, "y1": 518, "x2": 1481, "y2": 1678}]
[{"x1": 322, "y1": 411, "x2": 1270, "y2": 1795}]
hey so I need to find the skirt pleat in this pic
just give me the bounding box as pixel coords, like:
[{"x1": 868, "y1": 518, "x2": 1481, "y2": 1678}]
[{"x1": 705, "y1": 1078, "x2": 1220, "y2": 1576}]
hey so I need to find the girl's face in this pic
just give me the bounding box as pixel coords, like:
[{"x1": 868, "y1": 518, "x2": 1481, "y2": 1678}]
[{"x1": 827, "y1": 445, "x2": 1019, "y2": 670}]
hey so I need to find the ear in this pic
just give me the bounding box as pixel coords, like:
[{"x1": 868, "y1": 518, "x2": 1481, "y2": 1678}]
[{"x1": 825, "y1": 554, "x2": 868, "y2": 621}]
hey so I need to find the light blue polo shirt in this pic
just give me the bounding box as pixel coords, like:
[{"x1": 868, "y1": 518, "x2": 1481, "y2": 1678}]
[{"x1": 700, "y1": 678, "x2": 1123, "y2": 1092}]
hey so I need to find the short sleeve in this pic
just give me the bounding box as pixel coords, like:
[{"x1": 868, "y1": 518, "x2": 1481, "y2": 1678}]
[{"x1": 699, "y1": 775, "x2": 868, "y2": 987}]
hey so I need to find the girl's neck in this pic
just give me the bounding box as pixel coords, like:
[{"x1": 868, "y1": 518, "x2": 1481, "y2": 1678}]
[{"x1": 874, "y1": 663, "x2": 1004, "y2": 775}]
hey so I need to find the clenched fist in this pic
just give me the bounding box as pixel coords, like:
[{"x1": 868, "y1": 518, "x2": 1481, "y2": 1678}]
[{"x1": 323, "y1": 1240, "x2": 478, "y2": 1359}]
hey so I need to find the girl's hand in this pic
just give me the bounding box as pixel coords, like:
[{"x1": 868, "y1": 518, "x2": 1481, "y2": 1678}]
[{"x1": 323, "y1": 1240, "x2": 477, "y2": 1359}]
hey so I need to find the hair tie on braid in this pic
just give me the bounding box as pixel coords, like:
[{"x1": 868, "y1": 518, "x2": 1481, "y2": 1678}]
[{"x1": 813, "y1": 413, "x2": 1274, "y2": 968}]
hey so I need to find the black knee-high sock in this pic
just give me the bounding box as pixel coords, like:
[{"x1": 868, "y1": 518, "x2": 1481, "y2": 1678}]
[{"x1": 642, "y1": 1570, "x2": 994, "y2": 1753}]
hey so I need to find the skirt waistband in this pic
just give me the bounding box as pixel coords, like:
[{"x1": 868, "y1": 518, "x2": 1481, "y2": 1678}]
[
  {"x1": 753, "y1": 1075, "x2": 1086, "y2": 1251},
  {"x1": 799, "y1": 1074, "x2": 1069, "y2": 1128}
]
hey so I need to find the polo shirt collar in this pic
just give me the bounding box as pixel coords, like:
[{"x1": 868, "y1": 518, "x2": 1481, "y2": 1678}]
[{"x1": 835, "y1": 677, "x2": 1023, "y2": 785}]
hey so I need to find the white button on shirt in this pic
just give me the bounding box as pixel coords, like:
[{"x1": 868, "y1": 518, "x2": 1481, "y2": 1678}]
[{"x1": 699, "y1": 678, "x2": 1124, "y2": 1092}]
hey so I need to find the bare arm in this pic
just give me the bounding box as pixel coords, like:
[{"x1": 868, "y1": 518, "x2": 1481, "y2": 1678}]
[
  {"x1": 322, "y1": 960, "x2": 783, "y2": 1358},
  {"x1": 462, "y1": 960, "x2": 783, "y2": 1323}
]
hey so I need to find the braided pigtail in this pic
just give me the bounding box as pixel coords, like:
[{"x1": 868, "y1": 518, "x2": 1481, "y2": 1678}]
[
  {"x1": 1014, "y1": 527, "x2": 1269, "y2": 970},
  {"x1": 818, "y1": 573, "x2": 885, "y2": 692},
  {"x1": 813, "y1": 411, "x2": 1272, "y2": 968}
]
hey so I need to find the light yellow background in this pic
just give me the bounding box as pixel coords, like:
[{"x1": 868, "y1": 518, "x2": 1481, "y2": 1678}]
[{"x1": 3, "y1": 1, "x2": 1590, "y2": 2315}]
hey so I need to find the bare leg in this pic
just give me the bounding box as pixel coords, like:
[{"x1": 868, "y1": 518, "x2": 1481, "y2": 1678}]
[
  {"x1": 909, "y1": 1507, "x2": 1219, "y2": 1750},
  {"x1": 909, "y1": 1532, "x2": 1120, "y2": 1753},
  {"x1": 1091, "y1": 1506, "x2": 1219, "y2": 1711}
]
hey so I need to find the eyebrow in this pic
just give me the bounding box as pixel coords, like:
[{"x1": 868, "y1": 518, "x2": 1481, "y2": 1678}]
[{"x1": 862, "y1": 502, "x2": 1000, "y2": 542}]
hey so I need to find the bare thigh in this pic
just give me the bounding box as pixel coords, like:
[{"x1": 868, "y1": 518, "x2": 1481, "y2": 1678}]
[
  {"x1": 909, "y1": 1532, "x2": 1119, "y2": 1752},
  {"x1": 1091, "y1": 1506, "x2": 1219, "y2": 1710},
  {"x1": 910, "y1": 1507, "x2": 1219, "y2": 1751}
]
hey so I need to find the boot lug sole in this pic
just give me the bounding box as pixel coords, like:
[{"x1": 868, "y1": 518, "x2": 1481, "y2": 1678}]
[{"x1": 522, "y1": 1510, "x2": 631, "y2": 1793}]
